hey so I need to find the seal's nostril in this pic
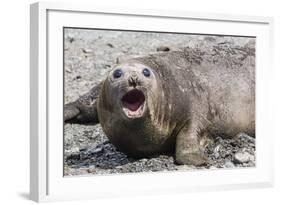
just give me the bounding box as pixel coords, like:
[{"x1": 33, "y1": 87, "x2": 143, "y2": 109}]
[{"x1": 128, "y1": 76, "x2": 138, "y2": 87}]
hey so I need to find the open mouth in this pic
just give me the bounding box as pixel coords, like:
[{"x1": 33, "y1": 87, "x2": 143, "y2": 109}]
[{"x1": 121, "y1": 89, "x2": 146, "y2": 118}]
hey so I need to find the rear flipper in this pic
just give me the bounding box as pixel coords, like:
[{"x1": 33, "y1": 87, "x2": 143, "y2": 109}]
[{"x1": 64, "y1": 83, "x2": 102, "y2": 124}]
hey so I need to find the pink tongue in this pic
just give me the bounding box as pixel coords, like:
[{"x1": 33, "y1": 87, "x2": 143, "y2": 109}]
[
  {"x1": 123, "y1": 101, "x2": 141, "y2": 111},
  {"x1": 122, "y1": 89, "x2": 145, "y2": 112}
]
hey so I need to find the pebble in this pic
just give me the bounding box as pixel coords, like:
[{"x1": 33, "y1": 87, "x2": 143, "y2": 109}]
[
  {"x1": 106, "y1": 43, "x2": 114, "y2": 48},
  {"x1": 78, "y1": 138, "x2": 85, "y2": 142},
  {"x1": 66, "y1": 34, "x2": 75, "y2": 43},
  {"x1": 224, "y1": 160, "x2": 235, "y2": 168},
  {"x1": 234, "y1": 151, "x2": 253, "y2": 164},
  {"x1": 70, "y1": 147, "x2": 80, "y2": 153},
  {"x1": 213, "y1": 145, "x2": 221, "y2": 159},
  {"x1": 82, "y1": 48, "x2": 93, "y2": 53},
  {"x1": 69, "y1": 38, "x2": 74, "y2": 43},
  {"x1": 65, "y1": 67, "x2": 72, "y2": 73},
  {"x1": 87, "y1": 165, "x2": 97, "y2": 173},
  {"x1": 91, "y1": 147, "x2": 103, "y2": 154},
  {"x1": 74, "y1": 75, "x2": 81, "y2": 80},
  {"x1": 156, "y1": 46, "x2": 170, "y2": 52}
]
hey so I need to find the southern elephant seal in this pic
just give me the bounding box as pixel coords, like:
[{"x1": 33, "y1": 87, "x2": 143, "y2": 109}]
[{"x1": 64, "y1": 41, "x2": 255, "y2": 166}]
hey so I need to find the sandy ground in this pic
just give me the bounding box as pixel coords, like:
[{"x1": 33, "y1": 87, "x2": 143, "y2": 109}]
[{"x1": 64, "y1": 28, "x2": 255, "y2": 176}]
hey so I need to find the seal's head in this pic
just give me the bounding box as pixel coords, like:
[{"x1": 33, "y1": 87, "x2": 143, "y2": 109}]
[
  {"x1": 100, "y1": 62, "x2": 160, "y2": 120},
  {"x1": 97, "y1": 61, "x2": 171, "y2": 157}
]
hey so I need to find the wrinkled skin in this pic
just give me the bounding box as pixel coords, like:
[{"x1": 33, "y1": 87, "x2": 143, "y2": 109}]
[{"x1": 64, "y1": 41, "x2": 255, "y2": 166}]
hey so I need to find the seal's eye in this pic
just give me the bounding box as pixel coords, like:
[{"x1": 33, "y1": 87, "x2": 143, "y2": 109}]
[
  {"x1": 142, "y1": 68, "x2": 151, "y2": 77},
  {"x1": 113, "y1": 69, "x2": 123, "y2": 78}
]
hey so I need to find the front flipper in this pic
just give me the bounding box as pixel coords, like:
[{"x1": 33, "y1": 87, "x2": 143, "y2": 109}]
[
  {"x1": 64, "y1": 83, "x2": 102, "y2": 124},
  {"x1": 175, "y1": 122, "x2": 209, "y2": 166}
]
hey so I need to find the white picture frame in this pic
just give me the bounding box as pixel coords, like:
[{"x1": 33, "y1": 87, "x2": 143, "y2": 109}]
[{"x1": 30, "y1": 2, "x2": 274, "y2": 202}]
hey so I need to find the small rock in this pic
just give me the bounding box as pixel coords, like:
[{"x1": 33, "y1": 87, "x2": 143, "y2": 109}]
[
  {"x1": 213, "y1": 145, "x2": 221, "y2": 159},
  {"x1": 67, "y1": 152, "x2": 80, "y2": 161},
  {"x1": 70, "y1": 147, "x2": 80, "y2": 153},
  {"x1": 106, "y1": 43, "x2": 114, "y2": 48},
  {"x1": 233, "y1": 151, "x2": 253, "y2": 164},
  {"x1": 82, "y1": 48, "x2": 93, "y2": 53},
  {"x1": 79, "y1": 147, "x2": 87, "y2": 152},
  {"x1": 91, "y1": 147, "x2": 103, "y2": 154},
  {"x1": 214, "y1": 152, "x2": 220, "y2": 159},
  {"x1": 74, "y1": 75, "x2": 81, "y2": 80},
  {"x1": 78, "y1": 138, "x2": 84, "y2": 142},
  {"x1": 87, "y1": 165, "x2": 97, "y2": 173},
  {"x1": 65, "y1": 67, "x2": 72, "y2": 73},
  {"x1": 69, "y1": 38, "x2": 74, "y2": 43},
  {"x1": 224, "y1": 161, "x2": 235, "y2": 168},
  {"x1": 156, "y1": 46, "x2": 170, "y2": 52},
  {"x1": 66, "y1": 34, "x2": 75, "y2": 43}
]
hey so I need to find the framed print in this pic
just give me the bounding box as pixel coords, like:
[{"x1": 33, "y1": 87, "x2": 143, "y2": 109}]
[{"x1": 30, "y1": 2, "x2": 274, "y2": 202}]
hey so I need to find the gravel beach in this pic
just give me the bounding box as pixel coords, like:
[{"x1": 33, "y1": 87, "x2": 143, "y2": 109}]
[{"x1": 64, "y1": 28, "x2": 255, "y2": 176}]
